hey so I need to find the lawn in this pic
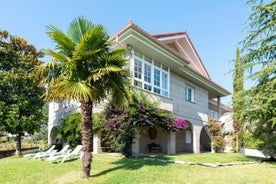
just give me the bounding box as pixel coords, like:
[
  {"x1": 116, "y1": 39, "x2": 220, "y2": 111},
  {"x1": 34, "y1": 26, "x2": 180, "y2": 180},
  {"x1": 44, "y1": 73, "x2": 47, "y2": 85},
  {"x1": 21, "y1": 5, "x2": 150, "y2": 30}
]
[{"x1": 0, "y1": 153, "x2": 275, "y2": 184}]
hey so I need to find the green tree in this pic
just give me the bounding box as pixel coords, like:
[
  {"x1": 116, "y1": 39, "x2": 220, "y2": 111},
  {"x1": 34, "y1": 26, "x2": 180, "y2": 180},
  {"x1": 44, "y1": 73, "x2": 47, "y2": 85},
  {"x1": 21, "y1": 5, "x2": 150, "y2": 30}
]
[
  {"x1": 241, "y1": 0, "x2": 276, "y2": 159},
  {"x1": 38, "y1": 17, "x2": 129, "y2": 178},
  {"x1": 232, "y1": 48, "x2": 245, "y2": 152},
  {"x1": 0, "y1": 30, "x2": 45, "y2": 155}
]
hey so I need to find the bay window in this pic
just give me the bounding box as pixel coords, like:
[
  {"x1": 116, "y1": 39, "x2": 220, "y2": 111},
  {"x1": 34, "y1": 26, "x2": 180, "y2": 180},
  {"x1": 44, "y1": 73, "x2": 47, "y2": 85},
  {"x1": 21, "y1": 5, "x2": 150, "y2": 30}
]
[{"x1": 133, "y1": 50, "x2": 169, "y2": 97}]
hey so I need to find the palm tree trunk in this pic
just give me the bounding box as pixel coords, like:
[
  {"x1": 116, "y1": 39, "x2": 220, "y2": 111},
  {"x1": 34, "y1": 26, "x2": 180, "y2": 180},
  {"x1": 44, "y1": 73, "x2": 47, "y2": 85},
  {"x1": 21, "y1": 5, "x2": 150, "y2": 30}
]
[{"x1": 80, "y1": 100, "x2": 93, "y2": 179}]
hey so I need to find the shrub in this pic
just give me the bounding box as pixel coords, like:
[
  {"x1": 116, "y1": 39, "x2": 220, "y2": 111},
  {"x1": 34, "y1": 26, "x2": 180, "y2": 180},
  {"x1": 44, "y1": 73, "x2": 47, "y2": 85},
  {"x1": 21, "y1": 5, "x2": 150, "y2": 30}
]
[{"x1": 208, "y1": 118, "x2": 226, "y2": 152}]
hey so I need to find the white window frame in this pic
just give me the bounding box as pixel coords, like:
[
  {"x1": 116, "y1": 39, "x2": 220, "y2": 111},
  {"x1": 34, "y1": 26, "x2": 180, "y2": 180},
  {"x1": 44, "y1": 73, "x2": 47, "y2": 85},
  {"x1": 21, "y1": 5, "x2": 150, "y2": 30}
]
[
  {"x1": 185, "y1": 85, "x2": 195, "y2": 102},
  {"x1": 132, "y1": 50, "x2": 170, "y2": 97}
]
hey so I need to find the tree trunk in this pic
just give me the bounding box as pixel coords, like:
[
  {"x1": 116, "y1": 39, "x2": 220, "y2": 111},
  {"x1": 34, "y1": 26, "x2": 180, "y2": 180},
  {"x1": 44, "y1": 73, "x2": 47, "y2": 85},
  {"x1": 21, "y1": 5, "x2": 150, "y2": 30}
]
[
  {"x1": 15, "y1": 134, "x2": 22, "y2": 156},
  {"x1": 80, "y1": 100, "x2": 93, "y2": 179}
]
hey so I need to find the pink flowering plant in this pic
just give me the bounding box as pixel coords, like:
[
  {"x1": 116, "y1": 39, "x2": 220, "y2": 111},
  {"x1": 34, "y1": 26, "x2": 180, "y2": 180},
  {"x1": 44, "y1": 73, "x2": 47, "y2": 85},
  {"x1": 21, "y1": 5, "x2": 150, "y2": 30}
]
[
  {"x1": 104, "y1": 94, "x2": 189, "y2": 157},
  {"x1": 174, "y1": 118, "x2": 188, "y2": 129}
]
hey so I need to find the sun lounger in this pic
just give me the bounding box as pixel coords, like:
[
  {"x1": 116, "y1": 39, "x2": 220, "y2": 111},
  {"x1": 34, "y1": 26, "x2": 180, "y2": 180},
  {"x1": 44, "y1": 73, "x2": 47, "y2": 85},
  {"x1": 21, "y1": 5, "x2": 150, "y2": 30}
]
[
  {"x1": 33, "y1": 145, "x2": 70, "y2": 160},
  {"x1": 23, "y1": 145, "x2": 56, "y2": 160},
  {"x1": 47, "y1": 145, "x2": 83, "y2": 164}
]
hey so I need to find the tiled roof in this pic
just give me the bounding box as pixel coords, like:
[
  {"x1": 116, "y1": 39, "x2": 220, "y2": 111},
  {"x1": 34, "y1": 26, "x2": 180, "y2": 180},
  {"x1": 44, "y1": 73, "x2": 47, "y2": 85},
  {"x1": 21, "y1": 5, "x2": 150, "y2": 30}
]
[{"x1": 109, "y1": 20, "x2": 190, "y2": 65}]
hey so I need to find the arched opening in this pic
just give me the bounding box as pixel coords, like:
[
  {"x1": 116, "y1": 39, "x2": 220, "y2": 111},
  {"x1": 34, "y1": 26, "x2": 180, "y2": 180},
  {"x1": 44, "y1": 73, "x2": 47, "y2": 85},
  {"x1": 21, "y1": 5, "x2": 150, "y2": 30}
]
[
  {"x1": 200, "y1": 125, "x2": 211, "y2": 152},
  {"x1": 175, "y1": 120, "x2": 193, "y2": 153},
  {"x1": 48, "y1": 126, "x2": 57, "y2": 147},
  {"x1": 139, "y1": 127, "x2": 169, "y2": 154}
]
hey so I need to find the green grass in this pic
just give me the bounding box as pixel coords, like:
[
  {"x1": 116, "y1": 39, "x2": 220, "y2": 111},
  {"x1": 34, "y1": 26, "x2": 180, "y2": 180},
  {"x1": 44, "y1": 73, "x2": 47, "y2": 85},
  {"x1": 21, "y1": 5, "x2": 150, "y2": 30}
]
[{"x1": 0, "y1": 153, "x2": 275, "y2": 184}]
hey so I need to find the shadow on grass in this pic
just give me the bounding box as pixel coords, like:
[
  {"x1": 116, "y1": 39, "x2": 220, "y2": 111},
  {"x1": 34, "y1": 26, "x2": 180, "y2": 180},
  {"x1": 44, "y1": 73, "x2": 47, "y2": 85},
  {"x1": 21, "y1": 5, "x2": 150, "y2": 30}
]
[
  {"x1": 92, "y1": 155, "x2": 170, "y2": 177},
  {"x1": 92, "y1": 153, "x2": 266, "y2": 177}
]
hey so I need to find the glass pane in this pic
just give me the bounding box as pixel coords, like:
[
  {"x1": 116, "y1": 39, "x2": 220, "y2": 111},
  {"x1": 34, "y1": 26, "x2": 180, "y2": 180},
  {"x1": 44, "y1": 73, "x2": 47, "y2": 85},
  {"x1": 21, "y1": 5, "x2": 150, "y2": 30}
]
[
  {"x1": 185, "y1": 87, "x2": 192, "y2": 101},
  {"x1": 134, "y1": 80, "x2": 142, "y2": 88},
  {"x1": 144, "y1": 84, "x2": 152, "y2": 91},
  {"x1": 154, "y1": 87, "x2": 161, "y2": 94},
  {"x1": 154, "y1": 68, "x2": 160, "y2": 86},
  {"x1": 134, "y1": 59, "x2": 142, "y2": 79},
  {"x1": 162, "y1": 72, "x2": 168, "y2": 90},
  {"x1": 144, "y1": 63, "x2": 151, "y2": 83}
]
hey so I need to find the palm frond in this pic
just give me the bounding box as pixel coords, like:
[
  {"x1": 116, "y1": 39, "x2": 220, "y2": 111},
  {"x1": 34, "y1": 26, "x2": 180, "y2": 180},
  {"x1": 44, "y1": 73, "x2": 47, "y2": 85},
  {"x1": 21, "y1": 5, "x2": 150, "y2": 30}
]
[
  {"x1": 46, "y1": 25, "x2": 75, "y2": 54},
  {"x1": 88, "y1": 66, "x2": 126, "y2": 82},
  {"x1": 44, "y1": 49, "x2": 70, "y2": 62},
  {"x1": 72, "y1": 48, "x2": 102, "y2": 63},
  {"x1": 37, "y1": 60, "x2": 60, "y2": 84},
  {"x1": 46, "y1": 79, "x2": 96, "y2": 102},
  {"x1": 106, "y1": 74, "x2": 130, "y2": 109},
  {"x1": 67, "y1": 16, "x2": 94, "y2": 44},
  {"x1": 75, "y1": 24, "x2": 109, "y2": 56}
]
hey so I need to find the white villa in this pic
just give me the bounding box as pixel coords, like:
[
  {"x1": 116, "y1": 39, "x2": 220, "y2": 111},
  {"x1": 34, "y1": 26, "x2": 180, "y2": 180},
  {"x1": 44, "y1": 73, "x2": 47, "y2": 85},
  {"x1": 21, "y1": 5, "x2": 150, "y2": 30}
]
[{"x1": 48, "y1": 20, "x2": 231, "y2": 156}]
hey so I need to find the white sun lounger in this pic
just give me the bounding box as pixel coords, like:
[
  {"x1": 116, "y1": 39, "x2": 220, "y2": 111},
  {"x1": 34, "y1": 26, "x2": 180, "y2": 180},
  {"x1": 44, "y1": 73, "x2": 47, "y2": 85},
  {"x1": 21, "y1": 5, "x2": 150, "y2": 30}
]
[
  {"x1": 47, "y1": 145, "x2": 83, "y2": 164},
  {"x1": 33, "y1": 145, "x2": 70, "y2": 160},
  {"x1": 23, "y1": 145, "x2": 56, "y2": 160}
]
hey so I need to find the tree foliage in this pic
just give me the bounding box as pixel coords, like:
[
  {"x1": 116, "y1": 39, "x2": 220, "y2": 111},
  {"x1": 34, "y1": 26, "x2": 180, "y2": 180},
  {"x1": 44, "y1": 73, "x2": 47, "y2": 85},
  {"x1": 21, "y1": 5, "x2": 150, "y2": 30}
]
[
  {"x1": 0, "y1": 30, "x2": 45, "y2": 155},
  {"x1": 232, "y1": 48, "x2": 245, "y2": 152},
  {"x1": 241, "y1": 0, "x2": 276, "y2": 158}
]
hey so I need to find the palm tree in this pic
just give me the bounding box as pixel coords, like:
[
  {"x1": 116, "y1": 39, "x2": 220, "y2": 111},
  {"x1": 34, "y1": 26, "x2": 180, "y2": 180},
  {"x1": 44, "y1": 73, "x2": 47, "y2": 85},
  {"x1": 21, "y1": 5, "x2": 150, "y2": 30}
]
[{"x1": 38, "y1": 16, "x2": 129, "y2": 178}]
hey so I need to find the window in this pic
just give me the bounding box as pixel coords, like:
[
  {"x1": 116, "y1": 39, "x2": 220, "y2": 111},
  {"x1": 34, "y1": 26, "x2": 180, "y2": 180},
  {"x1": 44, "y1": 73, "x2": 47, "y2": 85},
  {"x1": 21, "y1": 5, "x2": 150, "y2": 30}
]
[
  {"x1": 162, "y1": 72, "x2": 168, "y2": 96},
  {"x1": 185, "y1": 130, "x2": 192, "y2": 144},
  {"x1": 133, "y1": 50, "x2": 169, "y2": 97},
  {"x1": 144, "y1": 63, "x2": 151, "y2": 83},
  {"x1": 185, "y1": 85, "x2": 195, "y2": 102},
  {"x1": 134, "y1": 58, "x2": 142, "y2": 79}
]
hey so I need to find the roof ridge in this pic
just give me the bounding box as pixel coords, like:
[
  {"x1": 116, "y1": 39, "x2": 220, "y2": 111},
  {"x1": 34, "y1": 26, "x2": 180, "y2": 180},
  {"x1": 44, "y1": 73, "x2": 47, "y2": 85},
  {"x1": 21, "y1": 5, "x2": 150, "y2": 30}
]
[{"x1": 152, "y1": 31, "x2": 187, "y2": 38}]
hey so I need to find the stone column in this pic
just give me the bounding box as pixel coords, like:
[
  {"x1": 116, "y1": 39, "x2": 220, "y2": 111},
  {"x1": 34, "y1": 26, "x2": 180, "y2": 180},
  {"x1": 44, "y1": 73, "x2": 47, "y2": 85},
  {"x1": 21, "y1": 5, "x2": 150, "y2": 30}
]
[
  {"x1": 193, "y1": 125, "x2": 202, "y2": 153},
  {"x1": 93, "y1": 131, "x2": 101, "y2": 154},
  {"x1": 48, "y1": 102, "x2": 55, "y2": 146},
  {"x1": 167, "y1": 131, "x2": 176, "y2": 155},
  {"x1": 217, "y1": 96, "x2": 221, "y2": 118}
]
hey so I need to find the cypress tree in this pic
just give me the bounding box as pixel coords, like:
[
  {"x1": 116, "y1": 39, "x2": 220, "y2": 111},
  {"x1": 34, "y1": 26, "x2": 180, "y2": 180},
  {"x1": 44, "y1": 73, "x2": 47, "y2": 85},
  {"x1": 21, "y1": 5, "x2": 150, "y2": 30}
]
[{"x1": 232, "y1": 48, "x2": 245, "y2": 152}]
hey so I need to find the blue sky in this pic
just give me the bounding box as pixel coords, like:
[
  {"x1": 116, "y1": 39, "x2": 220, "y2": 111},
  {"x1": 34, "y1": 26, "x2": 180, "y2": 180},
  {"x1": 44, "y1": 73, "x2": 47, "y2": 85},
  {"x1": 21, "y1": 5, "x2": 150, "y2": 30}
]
[{"x1": 0, "y1": 0, "x2": 250, "y2": 105}]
